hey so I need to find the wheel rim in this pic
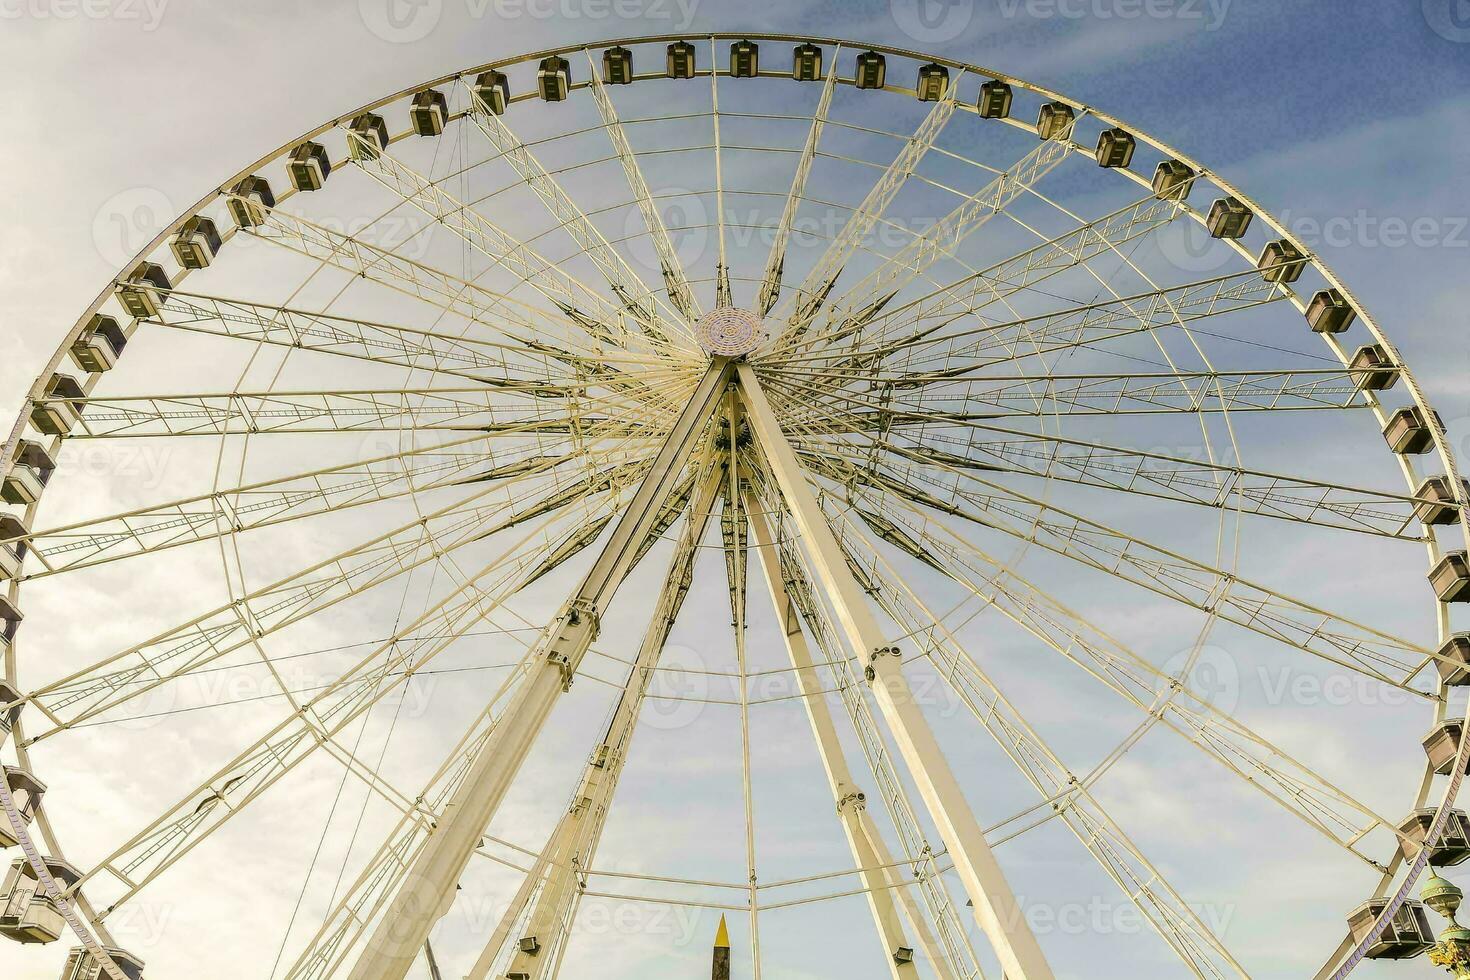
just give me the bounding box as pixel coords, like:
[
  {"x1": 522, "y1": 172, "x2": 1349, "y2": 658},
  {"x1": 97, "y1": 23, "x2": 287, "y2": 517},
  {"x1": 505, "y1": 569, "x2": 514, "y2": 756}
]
[{"x1": 0, "y1": 34, "x2": 1462, "y2": 980}]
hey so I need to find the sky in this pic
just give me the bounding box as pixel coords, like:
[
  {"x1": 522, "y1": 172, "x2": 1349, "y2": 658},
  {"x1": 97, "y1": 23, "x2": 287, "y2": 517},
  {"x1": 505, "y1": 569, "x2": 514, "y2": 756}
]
[{"x1": 1, "y1": 2, "x2": 1470, "y2": 980}]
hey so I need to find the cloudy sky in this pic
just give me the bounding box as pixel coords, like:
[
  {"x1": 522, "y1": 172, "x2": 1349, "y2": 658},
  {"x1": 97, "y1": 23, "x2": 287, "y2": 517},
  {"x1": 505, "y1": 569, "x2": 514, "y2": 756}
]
[{"x1": 1, "y1": 2, "x2": 1469, "y2": 980}]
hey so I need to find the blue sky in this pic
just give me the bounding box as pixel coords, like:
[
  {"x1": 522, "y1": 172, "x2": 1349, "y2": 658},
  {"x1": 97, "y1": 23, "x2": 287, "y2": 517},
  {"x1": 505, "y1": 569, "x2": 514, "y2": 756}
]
[{"x1": 1, "y1": 3, "x2": 1469, "y2": 979}]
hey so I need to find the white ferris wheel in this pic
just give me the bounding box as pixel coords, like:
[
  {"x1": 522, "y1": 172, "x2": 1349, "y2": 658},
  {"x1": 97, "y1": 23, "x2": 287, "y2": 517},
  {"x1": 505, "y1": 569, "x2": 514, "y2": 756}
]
[{"x1": 0, "y1": 31, "x2": 1467, "y2": 980}]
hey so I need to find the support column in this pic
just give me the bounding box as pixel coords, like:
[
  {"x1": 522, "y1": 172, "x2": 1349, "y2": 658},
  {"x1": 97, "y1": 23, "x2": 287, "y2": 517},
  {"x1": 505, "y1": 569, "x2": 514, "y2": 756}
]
[
  {"x1": 347, "y1": 361, "x2": 734, "y2": 980},
  {"x1": 736, "y1": 363, "x2": 1054, "y2": 980},
  {"x1": 747, "y1": 497, "x2": 939, "y2": 980},
  {"x1": 468, "y1": 464, "x2": 725, "y2": 980}
]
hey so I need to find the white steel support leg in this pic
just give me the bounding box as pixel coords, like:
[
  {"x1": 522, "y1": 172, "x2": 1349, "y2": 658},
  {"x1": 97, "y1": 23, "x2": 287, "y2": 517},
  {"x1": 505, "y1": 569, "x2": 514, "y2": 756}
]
[
  {"x1": 468, "y1": 464, "x2": 726, "y2": 980},
  {"x1": 735, "y1": 362, "x2": 1054, "y2": 980},
  {"x1": 746, "y1": 498, "x2": 943, "y2": 980},
  {"x1": 346, "y1": 362, "x2": 734, "y2": 980}
]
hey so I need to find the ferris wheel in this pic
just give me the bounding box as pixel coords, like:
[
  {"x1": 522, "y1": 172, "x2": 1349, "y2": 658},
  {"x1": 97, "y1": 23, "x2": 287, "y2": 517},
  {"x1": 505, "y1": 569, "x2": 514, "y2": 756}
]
[{"x1": 1, "y1": 31, "x2": 1467, "y2": 980}]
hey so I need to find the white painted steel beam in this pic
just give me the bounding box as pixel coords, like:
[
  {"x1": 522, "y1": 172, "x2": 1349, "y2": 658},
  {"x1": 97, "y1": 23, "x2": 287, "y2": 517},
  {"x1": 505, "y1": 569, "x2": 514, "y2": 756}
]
[
  {"x1": 346, "y1": 360, "x2": 734, "y2": 980},
  {"x1": 735, "y1": 362, "x2": 1053, "y2": 980}
]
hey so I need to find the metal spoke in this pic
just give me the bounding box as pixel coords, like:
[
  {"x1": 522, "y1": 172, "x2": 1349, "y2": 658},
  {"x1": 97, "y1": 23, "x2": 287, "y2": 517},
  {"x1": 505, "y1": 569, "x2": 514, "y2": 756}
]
[
  {"x1": 455, "y1": 82, "x2": 694, "y2": 344},
  {"x1": 823, "y1": 488, "x2": 1406, "y2": 870},
  {"x1": 20, "y1": 449, "x2": 649, "y2": 740},
  {"x1": 799, "y1": 445, "x2": 1434, "y2": 692},
  {"x1": 789, "y1": 131, "x2": 1078, "y2": 356},
  {"x1": 19, "y1": 434, "x2": 579, "y2": 577},
  {"x1": 43, "y1": 381, "x2": 682, "y2": 439},
  {"x1": 768, "y1": 72, "x2": 964, "y2": 347},
  {"x1": 66, "y1": 501, "x2": 605, "y2": 911},
  {"x1": 584, "y1": 51, "x2": 702, "y2": 322},
  {"x1": 757, "y1": 51, "x2": 839, "y2": 316},
  {"x1": 764, "y1": 191, "x2": 1188, "y2": 372}
]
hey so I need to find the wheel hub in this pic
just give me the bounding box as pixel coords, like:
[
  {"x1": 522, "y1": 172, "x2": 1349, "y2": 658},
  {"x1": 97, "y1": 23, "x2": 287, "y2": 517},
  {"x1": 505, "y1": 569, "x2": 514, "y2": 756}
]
[{"x1": 695, "y1": 307, "x2": 765, "y2": 358}]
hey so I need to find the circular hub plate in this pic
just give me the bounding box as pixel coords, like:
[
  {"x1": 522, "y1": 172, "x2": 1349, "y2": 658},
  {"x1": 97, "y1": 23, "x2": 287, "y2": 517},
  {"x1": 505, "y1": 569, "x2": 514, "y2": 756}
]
[{"x1": 695, "y1": 307, "x2": 766, "y2": 357}]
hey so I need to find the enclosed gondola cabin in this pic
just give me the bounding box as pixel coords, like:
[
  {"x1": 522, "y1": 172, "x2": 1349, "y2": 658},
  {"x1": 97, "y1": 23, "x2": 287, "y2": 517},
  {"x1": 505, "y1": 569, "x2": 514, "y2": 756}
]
[
  {"x1": 1383, "y1": 406, "x2": 1439, "y2": 454},
  {"x1": 410, "y1": 89, "x2": 448, "y2": 136},
  {"x1": 30, "y1": 375, "x2": 85, "y2": 438},
  {"x1": 1415, "y1": 476, "x2": 1469, "y2": 526},
  {"x1": 977, "y1": 80, "x2": 1012, "y2": 118},
  {"x1": 62, "y1": 947, "x2": 146, "y2": 980},
  {"x1": 1398, "y1": 807, "x2": 1470, "y2": 866},
  {"x1": 1095, "y1": 128, "x2": 1136, "y2": 168},
  {"x1": 0, "y1": 515, "x2": 27, "y2": 581},
  {"x1": 474, "y1": 71, "x2": 510, "y2": 114},
  {"x1": 0, "y1": 679, "x2": 21, "y2": 743},
  {"x1": 169, "y1": 216, "x2": 222, "y2": 270},
  {"x1": 791, "y1": 43, "x2": 822, "y2": 81},
  {"x1": 666, "y1": 41, "x2": 696, "y2": 79},
  {"x1": 1422, "y1": 719, "x2": 1470, "y2": 775},
  {"x1": 603, "y1": 46, "x2": 634, "y2": 85},
  {"x1": 1258, "y1": 239, "x2": 1307, "y2": 284},
  {"x1": 117, "y1": 262, "x2": 171, "y2": 320},
  {"x1": 1152, "y1": 160, "x2": 1195, "y2": 201},
  {"x1": 1346, "y1": 898, "x2": 1436, "y2": 959},
  {"x1": 916, "y1": 63, "x2": 949, "y2": 102},
  {"x1": 347, "y1": 112, "x2": 389, "y2": 160},
  {"x1": 730, "y1": 40, "x2": 758, "y2": 78},
  {"x1": 1430, "y1": 551, "x2": 1470, "y2": 604},
  {"x1": 3, "y1": 441, "x2": 54, "y2": 506},
  {"x1": 227, "y1": 175, "x2": 274, "y2": 228},
  {"x1": 1305, "y1": 288, "x2": 1355, "y2": 334},
  {"x1": 1437, "y1": 634, "x2": 1470, "y2": 686},
  {"x1": 0, "y1": 767, "x2": 45, "y2": 850},
  {"x1": 0, "y1": 599, "x2": 19, "y2": 652},
  {"x1": 1205, "y1": 197, "x2": 1252, "y2": 239},
  {"x1": 0, "y1": 856, "x2": 79, "y2": 944},
  {"x1": 1349, "y1": 344, "x2": 1397, "y2": 391},
  {"x1": 854, "y1": 50, "x2": 886, "y2": 89},
  {"x1": 538, "y1": 56, "x2": 570, "y2": 101},
  {"x1": 287, "y1": 141, "x2": 331, "y2": 192},
  {"x1": 1037, "y1": 101, "x2": 1075, "y2": 140}
]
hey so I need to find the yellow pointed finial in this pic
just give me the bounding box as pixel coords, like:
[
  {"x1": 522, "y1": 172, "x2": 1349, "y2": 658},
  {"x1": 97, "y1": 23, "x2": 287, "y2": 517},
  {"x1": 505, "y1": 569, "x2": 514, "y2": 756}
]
[{"x1": 714, "y1": 914, "x2": 730, "y2": 949}]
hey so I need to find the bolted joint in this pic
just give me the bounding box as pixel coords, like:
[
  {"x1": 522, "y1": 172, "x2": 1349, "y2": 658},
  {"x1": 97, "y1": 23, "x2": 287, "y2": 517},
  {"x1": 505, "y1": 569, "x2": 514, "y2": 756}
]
[
  {"x1": 545, "y1": 598, "x2": 602, "y2": 691},
  {"x1": 565, "y1": 597, "x2": 601, "y2": 635},
  {"x1": 837, "y1": 790, "x2": 867, "y2": 814},
  {"x1": 546, "y1": 650, "x2": 574, "y2": 691},
  {"x1": 864, "y1": 645, "x2": 902, "y2": 682}
]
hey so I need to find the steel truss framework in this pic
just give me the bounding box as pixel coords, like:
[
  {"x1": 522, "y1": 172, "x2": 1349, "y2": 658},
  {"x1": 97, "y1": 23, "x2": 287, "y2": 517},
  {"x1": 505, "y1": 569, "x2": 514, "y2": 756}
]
[{"x1": 0, "y1": 32, "x2": 1465, "y2": 980}]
